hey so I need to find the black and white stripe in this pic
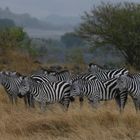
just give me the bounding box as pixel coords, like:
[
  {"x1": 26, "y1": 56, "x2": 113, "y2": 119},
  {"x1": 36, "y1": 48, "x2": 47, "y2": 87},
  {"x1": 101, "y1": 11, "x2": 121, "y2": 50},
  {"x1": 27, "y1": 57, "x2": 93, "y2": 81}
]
[
  {"x1": 19, "y1": 77, "x2": 71, "y2": 111},
  {"x1": 71, "y1": 76, "x2": 127, "y2": 112},
  {"x1": 88, "y1": 63, "x2": 129, "y2": 81},
  {"x1": 116, "y1": 74, "x2": 140, "y2": 112},
  {"x1": 0, "y1": 71, "x2": 34, "y2": 107},
  {"x1": 48, "y1": 70, "x2": 71, "y2": 82}
]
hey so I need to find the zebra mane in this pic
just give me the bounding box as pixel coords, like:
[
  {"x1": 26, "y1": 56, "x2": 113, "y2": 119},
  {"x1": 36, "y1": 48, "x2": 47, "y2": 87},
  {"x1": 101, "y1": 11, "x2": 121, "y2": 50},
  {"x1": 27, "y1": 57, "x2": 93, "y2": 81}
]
[
  {"x1": 127, "y1": 74, "x2": 134, "y2": 79},
  {"x1": 55, "y1": 70, "x2": 69, "y2": 74},
  {"x1": 47, "y1": 70, "x2": 57, "y2": 74}
]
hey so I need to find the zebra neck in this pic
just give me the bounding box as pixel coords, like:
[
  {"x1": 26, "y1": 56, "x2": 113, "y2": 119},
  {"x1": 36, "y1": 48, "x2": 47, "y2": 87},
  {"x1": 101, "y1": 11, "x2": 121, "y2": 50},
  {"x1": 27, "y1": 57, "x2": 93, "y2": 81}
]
[
  {"x1": 28, "y1": 80, "x2": 40, "y2": 94},
  {"x1": 128, "y1": 78, "x2": 138, "y2": 94},
  {"x1": 1, "y1": 76, "x2": 13, "y2": 89}
]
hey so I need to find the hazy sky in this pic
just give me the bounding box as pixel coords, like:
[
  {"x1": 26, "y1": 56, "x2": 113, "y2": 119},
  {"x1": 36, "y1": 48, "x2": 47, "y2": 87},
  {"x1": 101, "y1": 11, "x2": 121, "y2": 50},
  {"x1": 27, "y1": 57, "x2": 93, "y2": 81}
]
[{"x1": 0, "y1": 0, "x2": 139, "y2": 18}]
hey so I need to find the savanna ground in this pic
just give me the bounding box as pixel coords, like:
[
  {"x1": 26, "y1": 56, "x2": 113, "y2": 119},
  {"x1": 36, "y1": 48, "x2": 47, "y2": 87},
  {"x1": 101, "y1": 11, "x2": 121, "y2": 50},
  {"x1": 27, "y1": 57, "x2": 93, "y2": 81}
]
[{"x1": 0, "y1": 51, "x2": 140, "y2": 140}]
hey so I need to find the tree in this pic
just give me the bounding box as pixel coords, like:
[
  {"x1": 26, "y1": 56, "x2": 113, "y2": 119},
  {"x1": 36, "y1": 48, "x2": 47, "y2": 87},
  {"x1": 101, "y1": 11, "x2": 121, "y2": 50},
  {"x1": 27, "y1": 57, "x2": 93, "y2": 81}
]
[
  {"x1": 61, "y1": 32, "x2": 85, "y2": 48},
  {"x1": 0, "y1": 27, "x2": 26, "y2": 50},
  {"x1": 76, "y1": 2, "x2": 140, "y2": 69}
]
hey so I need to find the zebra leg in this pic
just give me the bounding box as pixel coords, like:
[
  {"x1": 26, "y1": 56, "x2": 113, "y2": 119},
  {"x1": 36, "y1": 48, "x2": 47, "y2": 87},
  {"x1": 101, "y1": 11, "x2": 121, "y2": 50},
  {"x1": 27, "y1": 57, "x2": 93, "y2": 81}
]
[
  {"x1": 89, "y1": 100, "x2": 99, "y2": 109},
  {"x1": 13, "y1": 95, "x2": 18, "y2": 105},
  {"x1": 79, "y1": 96, "x2": 84, "y2": 109},
  {"x1": 40, "y1": 101, "x2": 46, "y2": 112},
  {"x1": 137, "y1": 98, "x2": 140, "y2": 112},
  {"x1": 30, "y1": 95, "x2": 35, "y2": 108},
  {"x1": 115, "y1": 95, "x2": 124, "y2": 113},
  {"x1": 88, "y1": 98, "x2": 99, "y2": 109},
  {"x1": 89, "y1": 92, "x2": 100, "y2": 109},
  {"x1": 120, "y1": 93, "x2": 128, "y2": 113},
  {"x1": 60, "y1": 97, "x2": 70, "y2": 111},
  {"x1": 115, "y1": 96, "x2": 121, "y2": 111},
  {"x1": 132, "y1": 98, "x2": 139, "y2": 113},
  {"x1": 27, "y1": 93, "x2": 31, "y2": 107},
  {"x1": 25, "y1": 93, "x2": 35, "y2": 108},
  {"x1": 14, "y1": 95, "x2": 18, "y2": 105},
  {"x1": 23, "y1": 95, "x2": 28, "y2": 107},
  {"x1": 69, "y1": 96, "x2": 75, "y2": 102},
  {"x1": 8, "y1": 94, "x2": 14, "y2": 104}
]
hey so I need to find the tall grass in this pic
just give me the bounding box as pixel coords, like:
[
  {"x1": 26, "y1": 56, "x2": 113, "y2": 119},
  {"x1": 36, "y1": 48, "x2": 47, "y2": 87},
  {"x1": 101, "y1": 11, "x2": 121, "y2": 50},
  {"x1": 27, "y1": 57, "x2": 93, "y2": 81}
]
[
  {"x1": 0, "y1": 87, "x2": 140, "y2": 140},
  {"x1": 0, "y1": 50, "x2": 139, "y2": 140}
]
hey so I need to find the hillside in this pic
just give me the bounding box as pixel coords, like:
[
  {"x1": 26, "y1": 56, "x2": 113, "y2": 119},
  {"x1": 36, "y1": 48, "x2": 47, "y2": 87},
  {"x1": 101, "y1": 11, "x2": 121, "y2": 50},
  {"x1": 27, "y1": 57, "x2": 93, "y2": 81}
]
[
  {"x1": 0, "y1": 7, "x2": 80, "y2": 39},
  {"x1": 0, "y1": 7, "x2": 79, "y2": 30}
]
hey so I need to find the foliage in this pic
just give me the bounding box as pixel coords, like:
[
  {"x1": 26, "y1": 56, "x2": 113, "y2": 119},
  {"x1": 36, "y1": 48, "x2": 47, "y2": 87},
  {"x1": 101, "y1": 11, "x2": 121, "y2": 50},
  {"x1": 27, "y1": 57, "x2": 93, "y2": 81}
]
[
  {"x1": 0, "y1": 27, "x2": 26, "y2": 49},
  {"x1": 76, "y1": 2, "x2": 140, "y2": 69},
  {"x1": 61, "y1": 32, "x2": 85, "y2": 48}
]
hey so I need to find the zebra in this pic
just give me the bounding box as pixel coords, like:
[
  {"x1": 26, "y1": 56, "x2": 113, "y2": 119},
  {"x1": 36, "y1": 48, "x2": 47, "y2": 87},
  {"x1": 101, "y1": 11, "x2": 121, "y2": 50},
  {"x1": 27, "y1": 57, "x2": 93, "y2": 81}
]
[
  {"x1": 68, "y1": 73, "x2": 98, "y2": 104},
  {"x1": 0, "y1": 71, "x2": 27, "y2": 106},
  {"x1": 0, "y1": 71, "x2": 34, "y2": 107},
  {"x1": 18, "y1": 76, "x2": 71, "y2": 111},
  {"x1": 70, "y1": 76, "x2": 128, "y2": 112},
  {"x1": 88, "y1": 63, "x2": 129, "y2": 81},
  {"x1": 74, "y1": 63, "x2": 129, "y2": 106},
  {"x1": 70, "y1": 72, "x2": 127, "y2": 108},
  {"x1": 116, "y1": 74, "x2": 140, "y2": 112}
]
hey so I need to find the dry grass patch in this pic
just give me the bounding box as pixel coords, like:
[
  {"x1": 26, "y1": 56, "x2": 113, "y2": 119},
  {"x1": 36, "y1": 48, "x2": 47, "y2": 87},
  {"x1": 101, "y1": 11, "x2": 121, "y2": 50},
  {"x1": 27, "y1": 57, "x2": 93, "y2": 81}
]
[{"x1": 0, "y1": 88, "x2": 140, "y2": 140}]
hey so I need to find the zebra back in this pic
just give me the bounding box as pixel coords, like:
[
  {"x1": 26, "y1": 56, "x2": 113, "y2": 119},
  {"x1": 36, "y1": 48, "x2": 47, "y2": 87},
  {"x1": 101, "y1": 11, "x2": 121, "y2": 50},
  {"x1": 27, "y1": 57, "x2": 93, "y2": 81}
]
[{"x1": 88, "y1": 63, "x2": 128, "y2": 81}]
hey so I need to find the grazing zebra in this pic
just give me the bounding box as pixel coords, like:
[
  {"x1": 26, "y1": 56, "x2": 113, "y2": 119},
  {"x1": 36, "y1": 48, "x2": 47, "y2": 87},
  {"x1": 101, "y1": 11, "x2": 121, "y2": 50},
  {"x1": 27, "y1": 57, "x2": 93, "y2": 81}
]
[
  {"x1": 88, "y1": 63, "x2": 129, "y2": 81},
  {"x1": 116, "y1": 74, "x2": 140, "y2": 112},
  {"x1": 70, "y1": 77, "x2": 128, "y2": 112},
  {"x1": 19, "y1": 76, "x2": 71, "y2": 111},
  {"x1": 0, "y1": 71, "x2": 34, "y2": 107}
]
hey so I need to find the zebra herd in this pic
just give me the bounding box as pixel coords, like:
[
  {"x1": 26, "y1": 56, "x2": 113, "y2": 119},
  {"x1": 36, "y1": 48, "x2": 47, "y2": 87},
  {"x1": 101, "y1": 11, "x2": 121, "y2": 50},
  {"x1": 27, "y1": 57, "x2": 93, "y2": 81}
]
[{"x1": 0, "y1": 63, "x2": 140, "y2": 113}]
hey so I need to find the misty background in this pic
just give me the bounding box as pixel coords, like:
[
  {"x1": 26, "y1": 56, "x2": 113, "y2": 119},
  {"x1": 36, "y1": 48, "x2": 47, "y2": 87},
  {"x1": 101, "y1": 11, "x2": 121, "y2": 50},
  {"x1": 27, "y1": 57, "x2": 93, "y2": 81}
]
[{"x1": 0, "y1": 0, "x2": 139, "y2": 66}]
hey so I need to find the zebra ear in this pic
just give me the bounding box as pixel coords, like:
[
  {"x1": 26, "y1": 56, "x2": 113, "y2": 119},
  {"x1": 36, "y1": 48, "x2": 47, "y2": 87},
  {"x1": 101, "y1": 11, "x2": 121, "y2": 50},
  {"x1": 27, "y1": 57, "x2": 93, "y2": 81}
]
[
  {"x1": 0, "y1": 71, "x2": 3, "y2": 76},
  {"x1": 89, "y1": 63, "x2": 94, "y2": 67},
  {"x1": 127, "y1": 74, "x2": 133, "y2": 79},
  {"x1": 15, "y1": 72, "x2": 22, "y2": 77},
  {"x1": 2, "y1": 71, "x2": 7, "y2": 75}
]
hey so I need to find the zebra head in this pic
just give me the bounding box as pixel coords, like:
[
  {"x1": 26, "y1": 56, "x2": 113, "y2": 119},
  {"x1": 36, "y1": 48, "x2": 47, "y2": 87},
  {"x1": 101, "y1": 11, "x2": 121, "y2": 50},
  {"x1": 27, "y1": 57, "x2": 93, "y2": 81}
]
[
  {"x1": 70, "y1": 80, "x2": 81, "y2": 97},
  {"x1": 19, "y1": 76, "x2": 30, "y2": 96},
  {"x1": 116, "y1": 75, "x2": 129, "y2": 91}
]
